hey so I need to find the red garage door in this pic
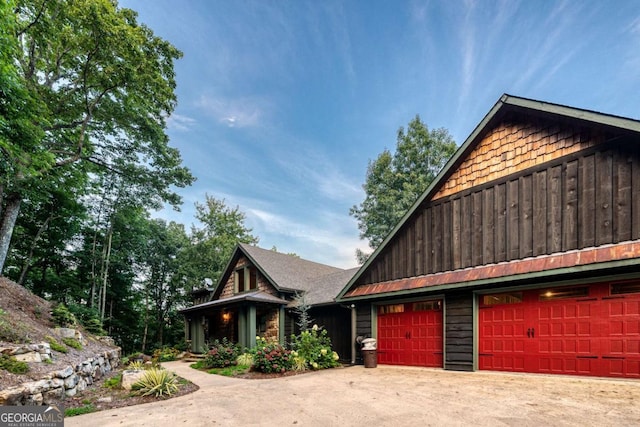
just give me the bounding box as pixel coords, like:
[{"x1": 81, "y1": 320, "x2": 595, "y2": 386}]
[
  {"x1": 377, "y1": 300, "x2": 443, "y2": 367},
  {"x1": 479, "y1": 281, "x2": 640, "y2": 378}
]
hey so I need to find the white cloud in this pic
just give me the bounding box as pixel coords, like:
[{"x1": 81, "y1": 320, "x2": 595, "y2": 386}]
[
  {"x1": 246, "y1": 207, "x2": 365, "y2": 268},
  {"x1": 166, "y1": 113, "x2": 196, "y2": 131},
  {"x1": 197, "y1": 94, "x2": 268, "y2": 128}
]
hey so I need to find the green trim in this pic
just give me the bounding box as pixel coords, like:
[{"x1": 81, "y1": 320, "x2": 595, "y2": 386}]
[
  {"x1": 278, "y1": 306, "x2": 285, "y2": 345},
  {"x1": 238, "y1": 308, "x2": 247, "y2": 348},
  {"x1": 472, "y1": 293, "x2": 478, "y2": 372},
  {"x1": 339, "y1": 257, "x2": 640, "y2": 302},
  {"x1": 248, "y1": 305, "x2": 257, "y2": 348},
  {"x1": 337, "y1": 94, "x2": 640, "y2": 301}
]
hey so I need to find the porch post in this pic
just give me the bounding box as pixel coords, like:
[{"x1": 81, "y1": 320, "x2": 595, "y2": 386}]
[
  {"x1": 278, "y1": 306, "x2": 285, "y2": 345},
  {"x1": 238, "y1": 308, "x2": 247, "y2": 348},
  {"x1": 248, "y1": 305, "x2": 257, "y2": 348}
]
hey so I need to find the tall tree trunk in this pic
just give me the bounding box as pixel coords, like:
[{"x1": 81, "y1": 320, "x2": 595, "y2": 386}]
[
  {"x1": 99, "y1": 225, "x2": 113, "y2": 321},
  {"x1": 17, "y1": 214, "x2": 54, "y2": 286},
  {"x1": 141, "y1": 288, "x2": 150, "y2": 353},
  {"x1": 0, "y1": 193, "x2": 23, "y2": 275}
]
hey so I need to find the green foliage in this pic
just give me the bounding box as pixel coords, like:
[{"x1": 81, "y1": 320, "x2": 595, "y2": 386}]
[
  {"x1": 203, "y1": 338, "x2": 240, "y2": 369},
  {"x1": 0, "y1": 354, "x2": 29, "y2": 374},
  {"x1": 206, "y1": 364, "x2": 250, "y2": 377},
  {"x1": 236, "y1": 353, "x2": 253, "y2": 366},
  {"x1": 292, "y1": 291, "x2": 314, "y2": 332},
  {"x1": 52, "y1": 304, "x2": 77, "y2": 328},
  {"x1": 152, "y1": 347, "x2": 181, "y2": 362},
  {"x1": 290, "y1": 326, "x2": 340, "y2": 370},
  {"x1": 350, "y1": 116, "x2": 457, "y2": 259},
  {"x1": 65, "y1": 405, "x2": 96, "y2": 417},
  {"x1": 62, "y1": 337, "x2": 82, "y2": 350},
  {"x1": 84, "y1": 318, "x2": 106, "y2": 336},
  {"x1": 45, "y1": 336, "x2": 68, "y2": 353},
  {"x1": 179, "y1": 195, "x2": 259, "y2": 286},
  {"x1": 291, "y1": 356, "x2": 307, "y2": 372},
  {"x1": 253, "y1": 341, "x2": 293, "y2": 374},
  {"x1": 67, "y1": 304, "x2": 105, "y2": 335},
  {"x1": 131, "y1": 368, "x2": 179, "y2": 397},
  {"x1": 127, "y1": 361, "x2": 146, "y2": 370},
  {"x1": 103, "y1": 374, "x2": 122, "y2": 389}
]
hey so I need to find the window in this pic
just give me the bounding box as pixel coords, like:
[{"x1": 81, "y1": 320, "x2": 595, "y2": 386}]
[
  {"x1": 249, "y1": 267, "x2": 257, "y2": 290},
  {"x1": 539, "y1": 286, "x2": 588, "y2": 301},
  {"x1": 413, "y1": 301, "x2": 442, "y2": 311},
  {"x1": 611, "y1": 281, "x2": 640, "y2": 295},
  {"x1": 378, "y1": 304, "x2": 405, "y2": 314},
  {"x1": 482, "y1": 292, "x2": 523, "y2": 306},
  {"x1": 235, "y1": 266, "x2": 258, "y2": 293},
  {"x1": 235, "y1": 268, "x2": 245, "y2": 293}
]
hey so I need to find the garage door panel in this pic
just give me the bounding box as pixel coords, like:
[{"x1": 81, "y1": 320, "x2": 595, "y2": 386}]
[
  {"x1": 480, "y1": 282, "x2": 640, "y2": 378},
  {"x1": 377, "y1": 300, "x2": 443, "y2": 368}
]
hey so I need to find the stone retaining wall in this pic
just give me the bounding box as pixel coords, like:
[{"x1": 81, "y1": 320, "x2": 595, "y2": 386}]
[{"x1": 0, "y1": 348, "x2": 120, "y2": 405}]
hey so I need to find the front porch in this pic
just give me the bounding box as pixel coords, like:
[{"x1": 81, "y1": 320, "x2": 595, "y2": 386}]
[{"x1": 182, "y1": 291, "x2": 289, "y2": 352}]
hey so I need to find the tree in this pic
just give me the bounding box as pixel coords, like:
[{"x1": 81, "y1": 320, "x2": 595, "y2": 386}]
[
  {"x1": 180, "y1": 195, "x2": 259, "y2": 286},
  {"x1": 350, "y1": 115, "x2": 456, "y2": 263},
  {"x1": 140, "y1": 219, "x2": 190, "y2": 352},
  {"x1": 0, "y1": 0, "x2": 194, "y2": 273}
]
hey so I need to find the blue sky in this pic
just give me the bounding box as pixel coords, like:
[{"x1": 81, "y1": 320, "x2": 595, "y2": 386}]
[{"x1": 119, "y1": 0, "x2": 640, "y2": 269}]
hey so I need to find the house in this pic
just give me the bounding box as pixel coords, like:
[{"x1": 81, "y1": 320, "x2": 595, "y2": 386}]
[
  {"x1": 180, "y1": 243, "x2": 357, "y2": 361},
  {"x1": 337, "y1": 94, "x2": 640, "y2": 379}
]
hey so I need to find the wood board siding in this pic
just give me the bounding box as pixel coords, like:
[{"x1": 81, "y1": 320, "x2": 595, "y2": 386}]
[
  {"x1": 358, "y1": 140, "x2": 640, "y2": 286},
  {"x1": 309, "y1": 306, "x2": 352, "y2": 362},
  {"x1": 445, "y1": 291, "x2": 474, "y2": 371}
]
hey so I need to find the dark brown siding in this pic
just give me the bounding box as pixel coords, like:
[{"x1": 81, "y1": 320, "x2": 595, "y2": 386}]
[
  {"x1": 309, "y1": 306, "x2": 352, "y2": 363},
  {"x1": 358, "y1": 140, "x2": 640, "y2": 285},
  {"x1": 355, "y1": 303, "x2": 372, "y2": 364},
  {"x1": 445, "y1": 292, "x2": 474, "y2": 371}
]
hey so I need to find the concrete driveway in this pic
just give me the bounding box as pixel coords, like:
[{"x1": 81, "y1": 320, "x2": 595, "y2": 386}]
[{"x1": 66, "y1": 361, "x2": 640, "y2": 426}]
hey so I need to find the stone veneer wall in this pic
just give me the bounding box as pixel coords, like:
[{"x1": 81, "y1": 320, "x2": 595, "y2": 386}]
[{"x1": 0, "y1": 348, "x2": 120, "y2": 406}]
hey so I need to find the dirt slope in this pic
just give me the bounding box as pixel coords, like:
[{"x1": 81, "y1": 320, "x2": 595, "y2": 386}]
[{"x1": 0, "y1": 277, "x2": 119, "y2": 388}]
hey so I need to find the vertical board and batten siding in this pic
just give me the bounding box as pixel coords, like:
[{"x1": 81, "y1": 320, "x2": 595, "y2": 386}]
[
  {"x1": 445, "y1": 291, "x2": 474, "y2": 371},
  {"x1": 358, "y1": 141, "x2": 640, "y2": 286}
]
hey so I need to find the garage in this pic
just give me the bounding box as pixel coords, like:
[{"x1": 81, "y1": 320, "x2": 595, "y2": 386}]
[
  {"x1": 479, "y1": 281, "x2": 640, "y2": 378},
  {"x1": 377, "y1": 300, "x2": 443, "y2": 367}
]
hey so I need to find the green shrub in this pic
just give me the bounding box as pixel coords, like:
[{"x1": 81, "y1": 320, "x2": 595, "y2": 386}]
[
  {"x1": 103, "y1": 374, "x2": 122, "y2": 389},
  {"x1": 253, "y1": 342, "x2": 293, "y2": 373},
  {"x1": 291, "y1": 355, "x2": 307, "y2": 372},
  {"x1": 65, "y1": 405, "x2": 96, "y2": 417},
  {"x1": 152, "y1": 347, "x2": 180, "y2": 363},
  {"x1": 62, "y1": 337, "x2": 82, "y2": 350},
  {"x1": 0, "y1": 354, "x2": 29, "y2": 374},
  {"x1": 289, "y1": 326, "x2": 340, "y2": 370},
  {"x1": 45, "y1": 336, "x2": 68, "y2": 353},
  {"x1": 84, "y1": 318, "x2": 106, "y2": 335},
  {"x1": 52, "y1": 304, "x2": 76, "y2": 327},
  {"x1": 131, "y1": 368, "x2": 179, "y2": 397},
  {"x1": 203, "y1": 338, "x2": 240, "y2": 369},
  {"x1": 128, "y1": 360, "x2": 143, "y2": 370},
  {"x1": 236, "y1": 352, "x2": 253, "y2": 366}
]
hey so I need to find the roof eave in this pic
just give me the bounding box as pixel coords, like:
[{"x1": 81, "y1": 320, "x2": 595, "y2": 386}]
[{"x1": 339, "y1": 257, "x2": 640, "y2": 303}]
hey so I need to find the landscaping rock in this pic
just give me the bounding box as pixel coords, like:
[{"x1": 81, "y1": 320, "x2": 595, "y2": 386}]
[
  {"x1": 15, "y1": 351, "x2": 42, "y2": 363},
  {"x1": 54, "y1": 366, "x2": 74, "y2": 379},
  {"x1": 121, "y1": 369, "x2": 146, "y2": 390},
  {"x1": 64, "y1": 374, "x2": 79, "y2": 390},
  {"x1": 0, "y1": 387, "x2": 26, "y2": 405},
  {"x1": 42, "y1": 388, "x2": 64, "y2": 404}
]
